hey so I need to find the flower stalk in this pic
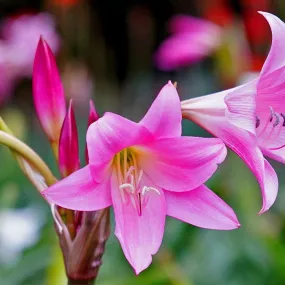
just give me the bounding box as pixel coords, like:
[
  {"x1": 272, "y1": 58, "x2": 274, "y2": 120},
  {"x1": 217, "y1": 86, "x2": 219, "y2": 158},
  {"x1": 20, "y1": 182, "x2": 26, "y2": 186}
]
[{"x1": 0, "y1": 130, "x2": 56, "y2": 187}]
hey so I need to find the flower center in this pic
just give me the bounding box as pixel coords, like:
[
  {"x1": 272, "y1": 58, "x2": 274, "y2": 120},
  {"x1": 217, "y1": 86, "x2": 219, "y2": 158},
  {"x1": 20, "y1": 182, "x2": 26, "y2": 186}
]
[
  {"x1": 256, "y1": 107, "x2": 285, "y2": 150},
  {"x1": 114, "y1": 148, "x2": 160, "y2": 216}
]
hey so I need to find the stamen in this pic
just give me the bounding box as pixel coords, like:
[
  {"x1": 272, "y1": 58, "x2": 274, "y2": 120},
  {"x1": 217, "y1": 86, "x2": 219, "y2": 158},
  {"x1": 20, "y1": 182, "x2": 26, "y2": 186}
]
[
  {"x1": 120, "y1": 183, "x2": 135, "y2": 193},
  {"x1": 256, "y1": 115, "x2": 260, "y2": 128},
  {"x1": 281, "y1": 113, "x2": 285, "y2": 126},
  {"x1": 126, "y1": 166, "x2": 135, "y2": 179},
  {"x1": 273, "y1": 113, "x2": 280, "y2": 127},
  {"x1": 269, "y1": 106, "x2": 274, "y2": 122},
  {"x1": 137, "y1": 170, "x2": 143, "y2": 186},
  {"x1": 142, "y1": 186, "x2": 161, "y2": 196},
  {"x1": 123, "y1": 148, "x2": 127, "y2": 178}
]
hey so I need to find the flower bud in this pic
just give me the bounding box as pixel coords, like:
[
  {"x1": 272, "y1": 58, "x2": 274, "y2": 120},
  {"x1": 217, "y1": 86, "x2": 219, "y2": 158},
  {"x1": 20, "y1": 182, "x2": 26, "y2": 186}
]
[
  {"x1": 59, "y1": 100, "x2": 80, "y2": 177},
  {"x1": 33, "y1": 37, "x2": 66, "y2": 147},
  {"x1": 85, "y1": 100, "x2": 99, "y2": 163}
]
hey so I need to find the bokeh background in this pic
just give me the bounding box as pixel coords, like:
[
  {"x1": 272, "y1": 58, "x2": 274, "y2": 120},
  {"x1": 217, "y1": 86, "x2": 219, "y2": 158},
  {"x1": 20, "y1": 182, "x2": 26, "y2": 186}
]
[{"x1": 0, "y1": 0, "x2": 285, "y2": 284}]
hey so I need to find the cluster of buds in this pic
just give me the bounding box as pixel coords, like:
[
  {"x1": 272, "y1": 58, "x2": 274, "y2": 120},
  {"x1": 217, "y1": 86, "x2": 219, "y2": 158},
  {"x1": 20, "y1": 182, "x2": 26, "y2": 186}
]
[{"x1": 0, "y1": 38, "x2": 108, "y2": 285}]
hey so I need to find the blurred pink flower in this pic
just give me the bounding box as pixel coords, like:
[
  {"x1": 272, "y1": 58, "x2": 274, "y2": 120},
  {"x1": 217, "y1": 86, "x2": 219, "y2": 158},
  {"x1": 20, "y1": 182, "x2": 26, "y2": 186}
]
[
  {"x1": 0, "y1": 13, "x2": 60, "y2": 103},
  {"x1": 154, "y1": 15, "x2": 222, "y2": 71},
  {"x1": 43, "y1": 81, "x2": 240, "y2": 274},
  {"x1": 182, "y1": 12, "x2": 283, "y2": 214}
]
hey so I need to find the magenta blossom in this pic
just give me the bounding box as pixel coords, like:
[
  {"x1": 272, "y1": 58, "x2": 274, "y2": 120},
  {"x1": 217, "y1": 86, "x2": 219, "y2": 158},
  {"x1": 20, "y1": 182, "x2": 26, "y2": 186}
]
[
  {"x1": 181, "y1": 12, "x2": 283, "y2": 214},
  {"x1": 154, "y1": 15, "x2": 221, "y2": 71},
  {"x1": 43, "y1": 82, "x2": 240, "y2": 274},
  {"x1": 0, "y1": 13, "x2": 60, "y2": 103}
]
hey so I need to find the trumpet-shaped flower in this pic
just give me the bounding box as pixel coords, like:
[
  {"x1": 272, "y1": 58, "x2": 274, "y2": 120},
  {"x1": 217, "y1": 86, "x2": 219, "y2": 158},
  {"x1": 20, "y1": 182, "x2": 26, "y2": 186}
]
[
  {"x1": 154, "y1": 15, "x2": 221, "y2": 71},
  {"x1": 181, "y1": 12, "x2": 282, "y2": 214},
  {"x1": 43, "y1": 82, "x2": 240, "y2": 274}
]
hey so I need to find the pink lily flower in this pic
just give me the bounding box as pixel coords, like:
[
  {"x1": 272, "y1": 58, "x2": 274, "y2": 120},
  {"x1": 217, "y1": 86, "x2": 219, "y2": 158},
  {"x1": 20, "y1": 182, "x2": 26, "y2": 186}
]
[
  {"x1": 181, "y1": 12, "x2": 282, "y2": 214},
  {"x1": 59, "y1": 100, "x2": 80, "y2": 177},
  {"x1": 43, "y1": 82, "x2": 240, "y2": 274},
  {"x1": 154, "y1": 15, "x2": 221, "y2": 71},
  {"x1": 33, "y1": 37, "x2": 66, "y2": 144}
]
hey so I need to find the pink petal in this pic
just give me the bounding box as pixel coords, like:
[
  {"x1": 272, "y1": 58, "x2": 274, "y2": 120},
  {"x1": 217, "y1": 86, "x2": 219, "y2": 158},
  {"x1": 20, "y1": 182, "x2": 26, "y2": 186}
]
[
  {"x1": 169, "y1": 15, "x2": 221, "y2": 35},
  {"x1": 42, "y1": 166, "x2": 112, "y2": 211},
  {"x1": 33, "y1": 37, "x2": 66, "y2": 142},
  {"x1": 137, "y1": 137, "x2": 227, "y2": 192},
  {"x1": 87, "y1": 112, "x2": 153, "y2": 183},
  {"x1": 139, "y1": 81, "x2": 181, "y2": 138},
  {"x1": 111, "y1": 172, "x2": 166, "y2": 274},
  {"x1": 225, "y1": 79, "x2": 257, "y2": 135},
  {"x1": 259, "y1": 12, "x2": 285, "y2": 77},
  {"x1": 213, "y1": 123, "x2": 278, "y2": 213},
  {"x1": 261, "y1": 146, "x2": 285, "y2": 164},
  {"x1": 256, "y1": 13, "x2": 285, "y2": 115},
  {"x1": 190, "y1": 111, "x2": 278, "y2": 212},
  {"x1": 165, "y1": 184, "x2": 240, "y2": 230},
  {"x1": 260, "y1": 159, "x2": 278, "y2": 214},
  {"x1": 59, "y1": 100, "x2": 80, "y2": 177},
  {"x1": 154, "y1": 16, "x2": 221, "y2": 71}
]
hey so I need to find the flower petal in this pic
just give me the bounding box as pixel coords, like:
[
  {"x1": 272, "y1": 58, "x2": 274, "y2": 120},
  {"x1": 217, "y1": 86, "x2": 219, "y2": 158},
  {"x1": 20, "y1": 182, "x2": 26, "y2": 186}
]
[
  {"x1": 169, "y1": 15, "x2": 221, "y2": 35},
  {"x1": 165, "y1": 184, "x2": 240, "y2": 230},
  {"x1": 139, "y1": 82, "x2": 181, "y2": 138},
  {"x1": 259, "y1": 159, "x2": 278, "y2": 214},
  {"x1": 42, "y1": 166, "x2": 112, "y2": 211},
  {"x1": 225, "y1": 79, "x2": 257, "y2": 135},
  {"x1": 137, "y1": 137, "x2": 227, "y2": 192},
  {"x1": 184, "y1": 108, "x2": 278, "y2": 213},
  {"x1": 87, "y1": 112, "x2": 153, "y2": 183},
  {"x1": 111, "y1": 172, "x2": 166, "y2": 274},
  {"x1": 256, "y1": 13, "x2": 285, "y2": 115},
  {"x1": 259, "y1": 12, "x2": 285, "y2": 77},
  {"x1": 154, "y1": 16, "x2": 221, "y2": 71}
]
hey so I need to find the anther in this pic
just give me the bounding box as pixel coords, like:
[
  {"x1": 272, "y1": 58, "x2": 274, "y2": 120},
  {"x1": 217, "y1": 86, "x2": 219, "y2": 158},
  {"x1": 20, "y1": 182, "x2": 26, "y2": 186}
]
[
  {"x1": 120, "y1": 183, "x2": 135, "y2": 193},
  {"x1": 281, "y1": 113, "x2": 285, "y2": 126},
  {"x1": 256, "y1": 115, "x2": 260, "y2": 128},
  {"x1": 269, "y1": 107, "x2": 274, "y2": 122},
  {"x1": 142, "y1": 186, "x2": 161, "y2": 196},
  {"x1": 273, "y1": 113, "x2": 280, "y2": 127}
]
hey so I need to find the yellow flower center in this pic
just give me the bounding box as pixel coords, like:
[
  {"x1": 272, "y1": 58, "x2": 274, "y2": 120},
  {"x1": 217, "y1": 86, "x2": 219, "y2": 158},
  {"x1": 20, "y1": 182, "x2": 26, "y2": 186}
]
[{"x1": 114, "y1": 147, "x2": 160, "y2": 215}]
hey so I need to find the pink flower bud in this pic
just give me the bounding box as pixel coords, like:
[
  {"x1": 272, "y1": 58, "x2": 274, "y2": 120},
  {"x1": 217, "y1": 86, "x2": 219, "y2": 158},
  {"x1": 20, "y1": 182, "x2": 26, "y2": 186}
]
[
  {"x1": 33, "y1": 37, "x2": 66, "y2": 144},
  {"x1": 59, "y1": 100, "x2": 80, "y2": 177},
  {"x1": 85, "y1": 100, "x2": 99, "y2": 163}
]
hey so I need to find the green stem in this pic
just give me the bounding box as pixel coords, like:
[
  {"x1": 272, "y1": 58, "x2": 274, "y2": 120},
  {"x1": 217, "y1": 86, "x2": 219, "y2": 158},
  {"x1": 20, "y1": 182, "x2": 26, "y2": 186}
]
[{"x1": 0, "y1": 131, "x2": 56, "y2": 186}]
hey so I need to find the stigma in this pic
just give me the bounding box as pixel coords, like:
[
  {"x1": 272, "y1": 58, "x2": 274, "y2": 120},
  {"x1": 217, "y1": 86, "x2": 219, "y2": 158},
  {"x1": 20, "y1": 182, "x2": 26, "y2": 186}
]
[{"x1": 115, "y1": 148, "x2": 160, "y2": 216}]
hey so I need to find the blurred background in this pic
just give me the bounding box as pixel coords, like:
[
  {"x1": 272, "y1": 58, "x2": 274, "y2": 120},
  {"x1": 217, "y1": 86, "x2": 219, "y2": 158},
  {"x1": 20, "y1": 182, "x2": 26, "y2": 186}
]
[{"x1": 0, "y1": 0, "x2": 285, "y2": 284}]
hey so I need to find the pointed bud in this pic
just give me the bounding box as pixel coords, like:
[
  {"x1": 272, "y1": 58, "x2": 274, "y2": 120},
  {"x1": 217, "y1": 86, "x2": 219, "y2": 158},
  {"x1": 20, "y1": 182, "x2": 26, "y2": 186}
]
[
  {"x1": 85, "y1": 100, "x2": 99, "y2": 163},
  {"x1": 59, "y1": 100, "x2": 80, "y2": 177},
  {"x1": 33, "y1": 37, "x2": 66, "y2": 147}
]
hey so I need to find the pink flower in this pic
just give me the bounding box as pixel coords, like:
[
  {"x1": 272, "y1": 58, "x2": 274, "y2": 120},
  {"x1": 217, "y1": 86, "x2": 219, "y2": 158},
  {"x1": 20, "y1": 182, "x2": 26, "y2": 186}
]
[
  {"x1": 1, "y1": 13, "x2": 60, "y2": 77},
  {"x1": 154, "y1": 15, "x2": 221, "y2": 71},
  {"x1": 43, "y1": 82, "x2": 240, "y2": 274},
  {"x1": 33, "y1": 38, "x2": 66, "y2": 144},
  {"x1": 181, "y1": 12, "x2": 283, "y2": 214},
  {"x1": 0, "y1": 13, "x2": 60, "y2": 103}
]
